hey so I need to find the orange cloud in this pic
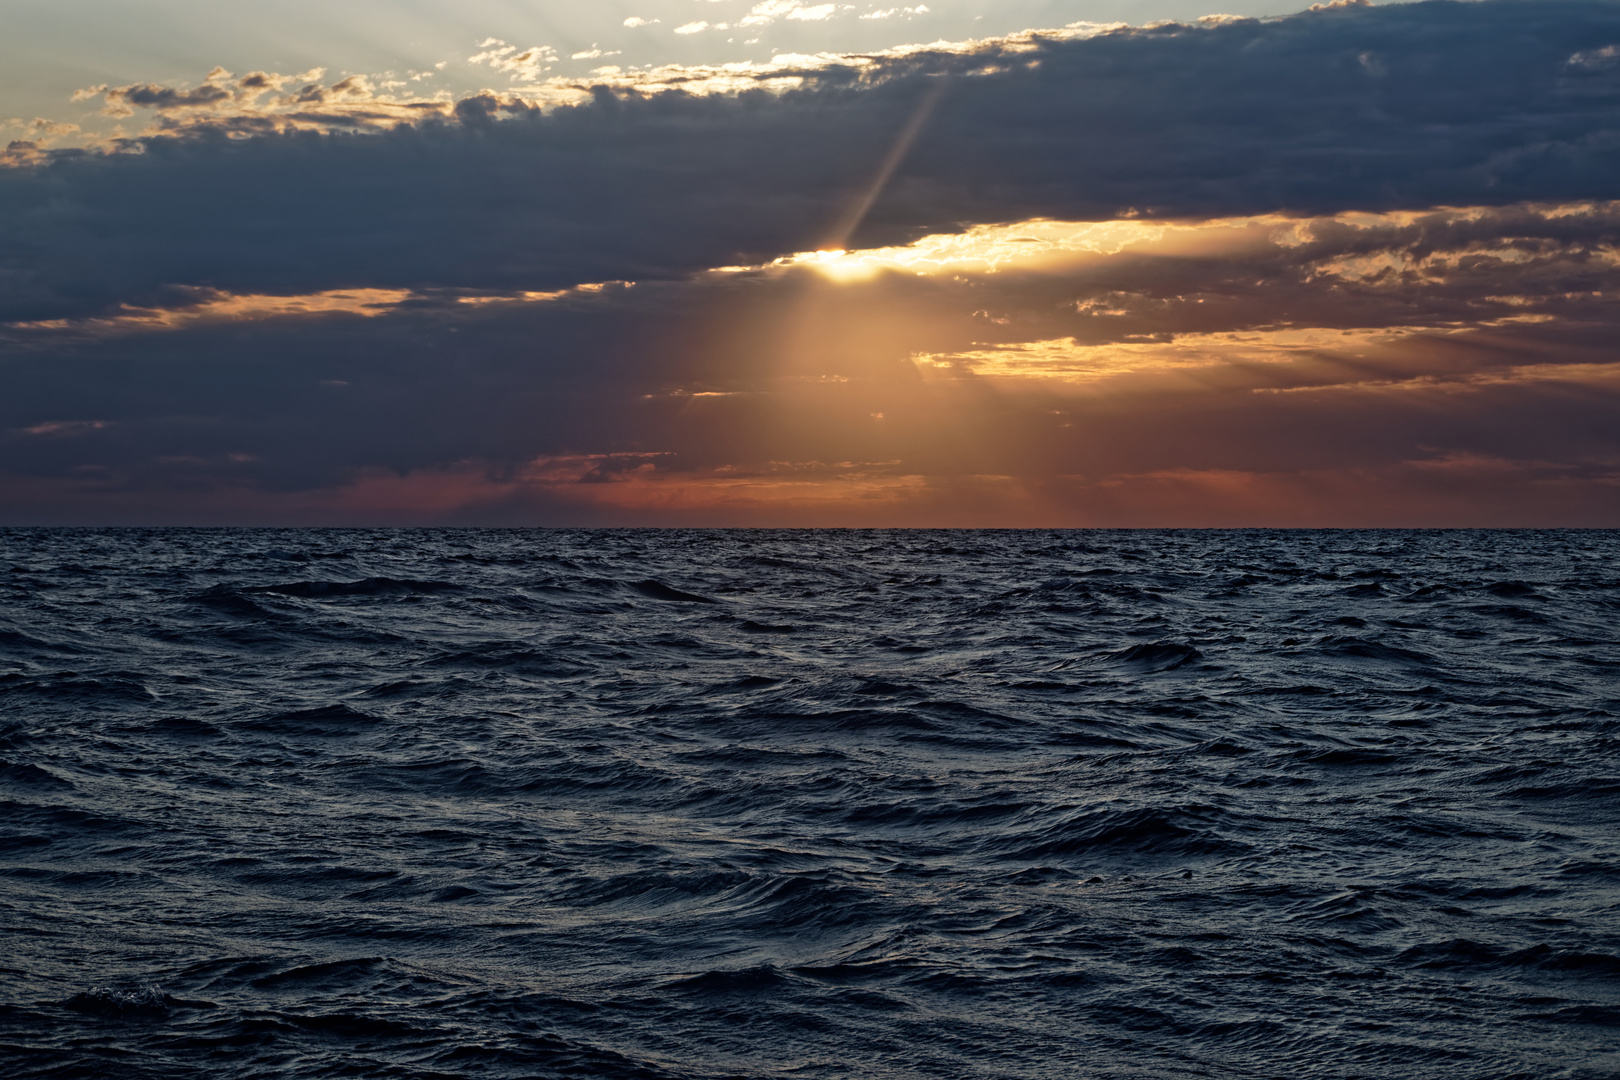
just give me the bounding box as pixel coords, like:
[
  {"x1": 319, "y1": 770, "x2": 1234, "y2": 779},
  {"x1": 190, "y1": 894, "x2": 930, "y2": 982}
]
[{"x1": 2, "y1": 202, "x2": 1616, "y2": 526}]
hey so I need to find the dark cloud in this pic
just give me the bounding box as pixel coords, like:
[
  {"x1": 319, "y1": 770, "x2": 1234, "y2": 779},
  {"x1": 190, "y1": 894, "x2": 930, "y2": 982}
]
[
  {"x1": 2, "y1": 1, "x2": 1618, "y2": 322},
  {"x1": 1, "y1": 200, "x2": 1617, "y2": 525},
  {"x1": 2, "y1": 0, "x2": 1618, "y2": 524},
  {"x1": 108, "y1": 82, "x2": 234, "y2": 111}
]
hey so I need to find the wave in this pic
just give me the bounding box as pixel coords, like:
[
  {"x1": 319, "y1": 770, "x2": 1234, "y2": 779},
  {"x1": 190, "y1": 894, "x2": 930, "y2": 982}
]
[
  {"x1": 1313, "y1": 635, "x2": 1436, "y2": 665},
  {"x1": 245, "y1": 577, "x2": 463, "y2": 599},
  {"x1": 1, "y1": 527, "x2": 1615, "y2": 1079},
  {"x1": 1484, "y1": 580, "x2": 1542, "y2": 599},
  {"x1": 630, "y1": 579, "x2": 720, "y2": 604},
  {"x1": 0, "y1": 760, "x2": 73, "y2": 789},
  {"x1": 1103, "y1": 642, "x2": 1203, "y2": 671},
  {"x1": 1395, "y1": 940, "x2": 1620, "y2": 976},
  {"x1": 987, "y1": 804, "x2": 1247, "y2": 862},
  {"x1": 61, "y1": 984, "x2": 172, "y2": 1016},
  {"x1": 0, "y1": 628, "x2": 85, "y2": 657},
  {"x1": 239, "y1": 703, "x2": 378, "y2": 737}
]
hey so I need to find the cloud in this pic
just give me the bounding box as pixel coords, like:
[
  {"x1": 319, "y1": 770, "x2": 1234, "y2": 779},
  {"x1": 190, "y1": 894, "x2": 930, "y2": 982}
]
[
  {"x1": 0, "y1": 197, "x2": 1616, "y2": 525},
  {"x1": 742, "y1": 2, "x2": 846, "y2": 27},
  {"x1": 467, "y1": 40, "x2": 560, "y2": 83},
  {"x1": 103, "y1": 68, "x2": 236, "y2": 114},
  {"x1": 1, "y1": 1, "x2": 1618, "y2": 524},
  {"x1": 12, "y1": 118, "x2": 81, "y2": 144},
  {"x1": 2, "y1": 1, "x2": 1616, "y2": 329},
  {"x1": 14, "y1": 420, "x2": 111, "y2": 438},
  {"x1": 5, "y1": 287, "x2": 415, "y2": 339},
  {"x1": 660, "y1": 2, "x2": 858, "y2": 34},
  {"x1": 1568, "y1": 43, "x2": 1620, "y2": 68},
  {"x1": 862, "y1": 6, "x2": 929, "y2": 20},
  {"x1": 62, "y1": 64, "x2": 453, "y2": 143}
]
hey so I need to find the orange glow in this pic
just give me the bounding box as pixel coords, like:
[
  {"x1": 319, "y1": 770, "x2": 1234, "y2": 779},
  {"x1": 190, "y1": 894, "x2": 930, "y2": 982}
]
[
  {"x1": 6, "y1": 281, "x2": 637, "y2": 340},
  {"x1": 9, "y1": 288, "x2": 412, "y2": 337},
  {"x1": 913, "y1": 328, "x2": 1413, "y2": 383},
  {"x1": 4, "y1": 202, "x2": 1614, "y2": 526},
  {"x1": 728, "y1": 202, "x2": 1619, "y2": 284}
]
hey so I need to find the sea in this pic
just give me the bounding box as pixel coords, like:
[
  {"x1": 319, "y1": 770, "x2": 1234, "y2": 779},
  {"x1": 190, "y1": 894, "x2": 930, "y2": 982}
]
[{"x1": 0, "y1": 528, "x2": 1616, "y2": 1079}]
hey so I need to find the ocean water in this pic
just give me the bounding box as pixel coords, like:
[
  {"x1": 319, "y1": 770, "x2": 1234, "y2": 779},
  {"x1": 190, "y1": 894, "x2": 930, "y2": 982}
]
[{"x1": 0, "y1": 528, "x2": 1616, "y2": 1079}]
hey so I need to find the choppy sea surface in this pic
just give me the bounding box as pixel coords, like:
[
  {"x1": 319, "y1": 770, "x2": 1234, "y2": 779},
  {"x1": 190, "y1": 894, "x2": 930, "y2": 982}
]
[{"x1": 1, "y1": 529, "x2": 1617, "y2": 1079}]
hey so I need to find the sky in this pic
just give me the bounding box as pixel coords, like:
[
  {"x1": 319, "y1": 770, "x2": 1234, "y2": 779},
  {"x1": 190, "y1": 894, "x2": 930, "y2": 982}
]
[{"x1": 2, "y1": 0, "x2": 1619, "y2": 526}]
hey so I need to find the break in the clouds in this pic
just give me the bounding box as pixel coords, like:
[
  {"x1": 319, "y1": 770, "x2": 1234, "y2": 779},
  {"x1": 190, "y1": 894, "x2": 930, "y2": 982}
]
[{"x1": 1, "y1": 0, "x2": 1618, "y2": 525}]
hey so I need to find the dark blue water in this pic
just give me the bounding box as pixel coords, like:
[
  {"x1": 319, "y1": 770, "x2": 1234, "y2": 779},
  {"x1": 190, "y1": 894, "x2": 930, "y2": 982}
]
[{"x1": 1, "y1": 529, "x2": 1617, "y2": 1079}]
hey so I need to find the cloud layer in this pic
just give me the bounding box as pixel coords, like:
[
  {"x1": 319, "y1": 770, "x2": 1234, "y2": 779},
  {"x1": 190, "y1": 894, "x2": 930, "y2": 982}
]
[
  {"x1": 3, "y1": 200, "x2": 1616, "y2": 525},
  {"x1": 4, "y1": 1, "x2": 1618, "y2": 322},
  {"x1": 1, "y1": 1, "x2": 1617, "y2": 524}
]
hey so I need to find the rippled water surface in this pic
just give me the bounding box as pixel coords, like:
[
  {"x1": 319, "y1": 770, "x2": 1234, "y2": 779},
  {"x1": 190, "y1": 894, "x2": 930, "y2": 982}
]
[{"x1": 1, "y1": 529, "x2": 1617, "y2": 1079}]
